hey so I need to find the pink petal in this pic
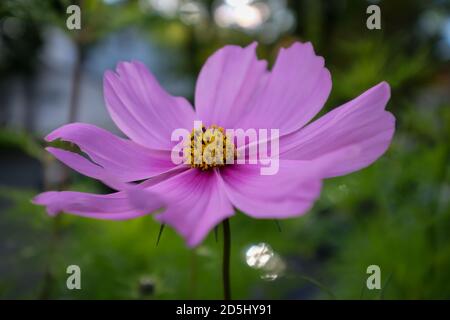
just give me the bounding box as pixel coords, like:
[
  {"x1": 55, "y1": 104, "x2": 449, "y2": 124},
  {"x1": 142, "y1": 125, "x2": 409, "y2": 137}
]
[
  {"x1": 45, "y1": 123, "x2": 174, "y2": 186},
  {"x1": 32, "y1": 190, "x2": 163, "y2": 220},
  {"x1": 239, "y1": 41, "x2": 331, "y2": 134},
  {"x1": 280, "y1": 82, "x2": 395, "y2": 177},
  {"x1": 219, "y1": 160, "x2": 327, "y2": 219},
  {"x1": 128, "y1": 169, "x2": 234, "y2": 247},
  {"x1": 45, "y1": 147, "x2": 126, "y2": 190},
  {"x1": 104, "y1": 61, "x2": 196, "y2": 149},
  {"x1": 194, "y1": 43, "x2": 267, "y2": 128}
]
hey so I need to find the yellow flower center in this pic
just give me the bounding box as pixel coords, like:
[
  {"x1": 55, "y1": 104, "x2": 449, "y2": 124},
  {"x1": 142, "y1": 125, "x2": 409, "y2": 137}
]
[{"x1": 187, "y1": 125, "x2": 237, "y2": 171}]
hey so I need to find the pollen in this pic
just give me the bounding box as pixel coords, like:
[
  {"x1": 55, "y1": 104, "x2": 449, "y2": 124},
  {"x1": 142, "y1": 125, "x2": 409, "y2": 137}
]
[{"x1": 186, "y1": 125, "x2": 237, "y2": 171}]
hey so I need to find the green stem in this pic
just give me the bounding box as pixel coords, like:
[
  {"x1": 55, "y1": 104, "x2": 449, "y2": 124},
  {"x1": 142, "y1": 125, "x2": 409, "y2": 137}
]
[
  {"x1": 189, "y1": 249, "x2": 198, "y2": 299},
  {"x1": 222, "y1": 218, "x2": 231, "y2": 300}
]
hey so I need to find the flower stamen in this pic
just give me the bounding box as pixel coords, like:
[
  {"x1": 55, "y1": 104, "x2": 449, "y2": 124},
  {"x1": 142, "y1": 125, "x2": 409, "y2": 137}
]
[{"x1": 186, "y1": 125, "x2": 236, "y2": 170}]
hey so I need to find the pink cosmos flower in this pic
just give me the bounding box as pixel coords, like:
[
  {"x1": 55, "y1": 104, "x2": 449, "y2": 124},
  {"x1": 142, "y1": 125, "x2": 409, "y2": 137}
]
[{"x1": 33, "y1": 42, "x2": 395, "y2": 247}]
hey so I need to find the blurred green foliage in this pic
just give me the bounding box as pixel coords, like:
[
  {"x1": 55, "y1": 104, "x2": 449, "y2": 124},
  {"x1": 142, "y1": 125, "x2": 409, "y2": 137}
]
[{"x1": 1, "y1": 0, "x2": 450, "y2": 299}]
